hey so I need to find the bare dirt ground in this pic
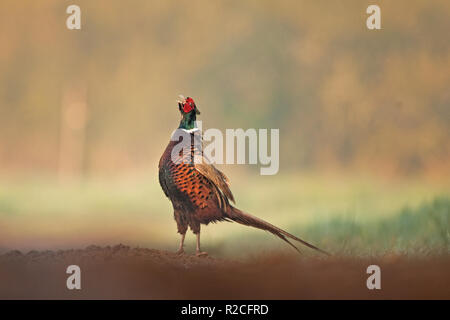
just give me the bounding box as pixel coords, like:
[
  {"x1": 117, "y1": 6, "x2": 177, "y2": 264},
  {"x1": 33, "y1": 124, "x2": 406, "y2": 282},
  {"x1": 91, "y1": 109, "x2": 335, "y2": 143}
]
[{"x1": 0, "y1": 244, "x2": 449, "y2": 299}]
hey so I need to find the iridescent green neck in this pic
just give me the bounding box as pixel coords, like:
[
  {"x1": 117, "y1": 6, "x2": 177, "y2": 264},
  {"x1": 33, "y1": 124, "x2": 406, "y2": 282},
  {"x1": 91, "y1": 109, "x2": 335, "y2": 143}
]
[{"x1": 178, "y1": 112, "x2": 197, "y2": 130}]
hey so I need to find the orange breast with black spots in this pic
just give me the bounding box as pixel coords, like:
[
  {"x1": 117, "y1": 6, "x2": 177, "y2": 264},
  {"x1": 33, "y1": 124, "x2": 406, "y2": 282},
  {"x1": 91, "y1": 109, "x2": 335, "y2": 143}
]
[
  {"x1": 160, "y1": 139, "x2": 224, "y2": 223},
  {"x1": 170, "y1": 163, "x2": 214, "y2": 210}
]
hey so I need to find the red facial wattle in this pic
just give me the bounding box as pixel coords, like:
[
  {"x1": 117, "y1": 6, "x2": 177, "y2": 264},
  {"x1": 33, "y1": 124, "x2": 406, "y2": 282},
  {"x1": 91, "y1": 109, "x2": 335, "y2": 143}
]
[
  {"x1": 183, "y1": 104, "x2": 193, "y2": 113},
  {"x1": 183, "y1": 98, "x2": 195, "y2": 113}
]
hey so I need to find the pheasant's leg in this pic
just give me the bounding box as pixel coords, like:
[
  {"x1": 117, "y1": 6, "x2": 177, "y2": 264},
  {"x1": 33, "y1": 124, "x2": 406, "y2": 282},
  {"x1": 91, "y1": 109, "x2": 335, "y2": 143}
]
[
  {"x1": 196, "y1": 233, "x2": 208, "y2": 257},
  {"x1": 176, "y1": 233, "x2": 186, "y2": 255},
  {"x1": 174, "y1": 209, "x2": 187, "y2": 255}
]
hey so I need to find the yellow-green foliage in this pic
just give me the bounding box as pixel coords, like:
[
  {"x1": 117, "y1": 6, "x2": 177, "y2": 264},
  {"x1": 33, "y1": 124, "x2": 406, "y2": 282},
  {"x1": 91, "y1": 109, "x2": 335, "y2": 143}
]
[{"x1": 0, "y1": 1, "x2": 449, "y2": 177}]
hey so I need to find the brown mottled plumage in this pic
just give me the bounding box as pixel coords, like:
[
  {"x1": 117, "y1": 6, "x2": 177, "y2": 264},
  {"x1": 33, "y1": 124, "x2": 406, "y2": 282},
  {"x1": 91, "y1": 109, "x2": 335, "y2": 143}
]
[{"x1": 158, "y1": 96, "x2": 329, "y2": 256}]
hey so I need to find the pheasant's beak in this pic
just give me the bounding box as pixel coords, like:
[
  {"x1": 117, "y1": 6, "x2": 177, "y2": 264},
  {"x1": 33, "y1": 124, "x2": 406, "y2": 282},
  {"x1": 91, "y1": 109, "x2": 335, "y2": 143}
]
[
  {"x1": 177, "y1": 94, "x2": 186, "y2": 106},
  {"x1": 195, "y1": 107, "x2": 200, "y2": 115}
]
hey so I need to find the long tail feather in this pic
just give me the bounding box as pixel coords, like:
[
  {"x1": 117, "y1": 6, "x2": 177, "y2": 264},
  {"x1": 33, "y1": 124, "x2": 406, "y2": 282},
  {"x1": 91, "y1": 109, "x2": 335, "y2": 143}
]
[{"x1": 227, "y1": 207, "x2": 330, "y2": 256}]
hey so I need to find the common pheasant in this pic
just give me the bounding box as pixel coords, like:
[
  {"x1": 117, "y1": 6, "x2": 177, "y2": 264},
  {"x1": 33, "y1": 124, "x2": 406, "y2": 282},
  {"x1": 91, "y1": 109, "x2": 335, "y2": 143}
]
[{"x1": 158, "y1": 95, "x2": 329, "y2": 256}]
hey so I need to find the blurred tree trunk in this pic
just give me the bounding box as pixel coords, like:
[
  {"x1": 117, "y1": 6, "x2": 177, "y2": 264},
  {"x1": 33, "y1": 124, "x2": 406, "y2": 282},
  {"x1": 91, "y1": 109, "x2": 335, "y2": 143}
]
[{"x1": 58, "y1": 83, "x2": 87, "y2": 181}]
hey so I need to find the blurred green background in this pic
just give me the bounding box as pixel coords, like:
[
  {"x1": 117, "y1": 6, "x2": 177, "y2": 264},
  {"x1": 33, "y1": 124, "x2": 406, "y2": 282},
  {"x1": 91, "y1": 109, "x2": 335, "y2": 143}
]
[{"x1": 0, "y1": 0, "x2": 449, "y2": 256}]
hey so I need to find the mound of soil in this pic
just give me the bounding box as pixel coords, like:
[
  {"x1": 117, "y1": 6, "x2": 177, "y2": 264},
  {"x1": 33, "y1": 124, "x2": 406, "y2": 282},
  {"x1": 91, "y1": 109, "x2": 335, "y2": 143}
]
[
  {"x1": 0, "y1": 244, "x2": 223, "y2": 268},
  {"x1": 0, "y1": 245, "x2": 449, "y2": 299}
]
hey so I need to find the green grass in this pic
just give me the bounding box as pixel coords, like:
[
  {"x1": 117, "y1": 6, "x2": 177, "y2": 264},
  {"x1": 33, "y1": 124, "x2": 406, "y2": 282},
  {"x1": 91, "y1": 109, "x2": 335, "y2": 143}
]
[
  {"x1": 300, "y1": 197, "x2": 449, "y2": 256},
  {"x1": 0, "y1": 173, "x2": 449, "y2": 257},
  {"x1": 209, "y1": 196, "x2": 449, "y2": 257}
]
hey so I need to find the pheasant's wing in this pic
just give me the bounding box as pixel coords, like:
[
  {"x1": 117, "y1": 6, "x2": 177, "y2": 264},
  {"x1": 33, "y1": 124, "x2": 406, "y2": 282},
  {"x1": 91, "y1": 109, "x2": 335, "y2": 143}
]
[
  {"x1": 191, "y1": 131, "x2": 235, "y2": 206},
  {"x1": 194, "y1": 161, "x2": 235, "y2": 205}
]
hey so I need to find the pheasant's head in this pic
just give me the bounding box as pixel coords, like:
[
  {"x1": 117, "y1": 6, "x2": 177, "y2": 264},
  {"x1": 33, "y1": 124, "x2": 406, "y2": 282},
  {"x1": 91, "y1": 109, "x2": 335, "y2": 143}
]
[
  {"x1": 177, "y1": 95, "x2": 200, "y2": 130},
  {"x1": 177, "y1": 95, "x2": 200, "y2": 115}
]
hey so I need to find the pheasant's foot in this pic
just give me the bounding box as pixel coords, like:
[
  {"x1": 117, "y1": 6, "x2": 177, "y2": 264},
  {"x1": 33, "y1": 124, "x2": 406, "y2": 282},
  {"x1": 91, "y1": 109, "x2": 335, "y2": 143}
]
[
  {"x1": 176, "y1": 248, "x2": 185, "y2": 255},
  {"x1": 195, "y1": 233, "x2": 207, "y2": 257},
  {"x1": 196, "y1": 251, "x2": 208, "y2": 257}
]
